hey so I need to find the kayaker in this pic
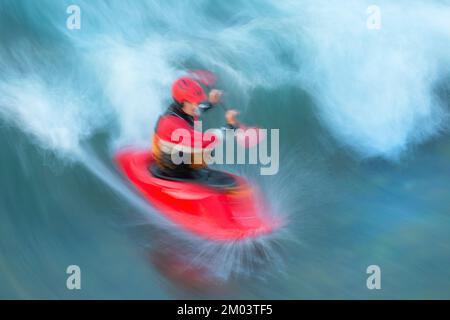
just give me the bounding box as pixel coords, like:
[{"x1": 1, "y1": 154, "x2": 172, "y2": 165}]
[{"x1": 151, "y1": 77, "x2": 239, "y2": 179}]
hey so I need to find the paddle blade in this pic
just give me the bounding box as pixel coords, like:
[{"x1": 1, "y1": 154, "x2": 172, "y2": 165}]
[{"x1": 188, "y1": 69, "x2": 217, "y2": 87}]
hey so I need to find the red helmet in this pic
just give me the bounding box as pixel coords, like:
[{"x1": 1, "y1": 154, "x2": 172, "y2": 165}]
[{"x1": 172, "y1": 77, "x2": 207, "y2": 104}]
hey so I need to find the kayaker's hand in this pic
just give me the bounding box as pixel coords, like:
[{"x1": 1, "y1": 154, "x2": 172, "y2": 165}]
[
  {"x1": 208, "y1": 89, "x2": 223, "y2": 105},
  {"x1": 225, "y1": 109, "x2": 239, "y2": 126}
]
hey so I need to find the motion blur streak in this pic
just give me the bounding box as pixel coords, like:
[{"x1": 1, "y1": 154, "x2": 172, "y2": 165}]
[{"x1": 0, "y1": 0, "x2": 450, "y2": 298}]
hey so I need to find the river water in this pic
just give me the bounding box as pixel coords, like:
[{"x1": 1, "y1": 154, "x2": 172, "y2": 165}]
[{"x1": 1, "y1": 0, "x2": 450, "y2": 299}]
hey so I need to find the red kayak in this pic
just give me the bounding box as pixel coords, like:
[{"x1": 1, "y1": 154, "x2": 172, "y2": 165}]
[{"x1": 115, "y1": 148, "x2": 279, "y2": 241}]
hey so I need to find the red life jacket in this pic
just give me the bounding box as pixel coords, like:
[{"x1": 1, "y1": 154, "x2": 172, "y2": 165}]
[{"x1": 152, "y1": 104, "x2": 219, "y2": 173}]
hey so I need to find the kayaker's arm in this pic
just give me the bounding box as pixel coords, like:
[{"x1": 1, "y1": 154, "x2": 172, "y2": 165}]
[{"x1": 199, "y1": 88, "x2": 243, "y2": 130}]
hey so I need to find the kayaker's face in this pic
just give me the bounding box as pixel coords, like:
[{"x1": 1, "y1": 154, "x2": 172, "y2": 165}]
[{"x1": 182, "y1": 101, "x2": 199, "y2": 117}]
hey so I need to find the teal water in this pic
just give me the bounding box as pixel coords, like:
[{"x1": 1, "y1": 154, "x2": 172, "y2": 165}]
[{"x1": 1, "y1": 0, "x2": 450, "y2": 299}]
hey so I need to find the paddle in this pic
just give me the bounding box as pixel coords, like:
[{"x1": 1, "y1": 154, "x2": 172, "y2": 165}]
[{"x1": 187, "y1": 69, "x2": 266, "y2": 148}]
